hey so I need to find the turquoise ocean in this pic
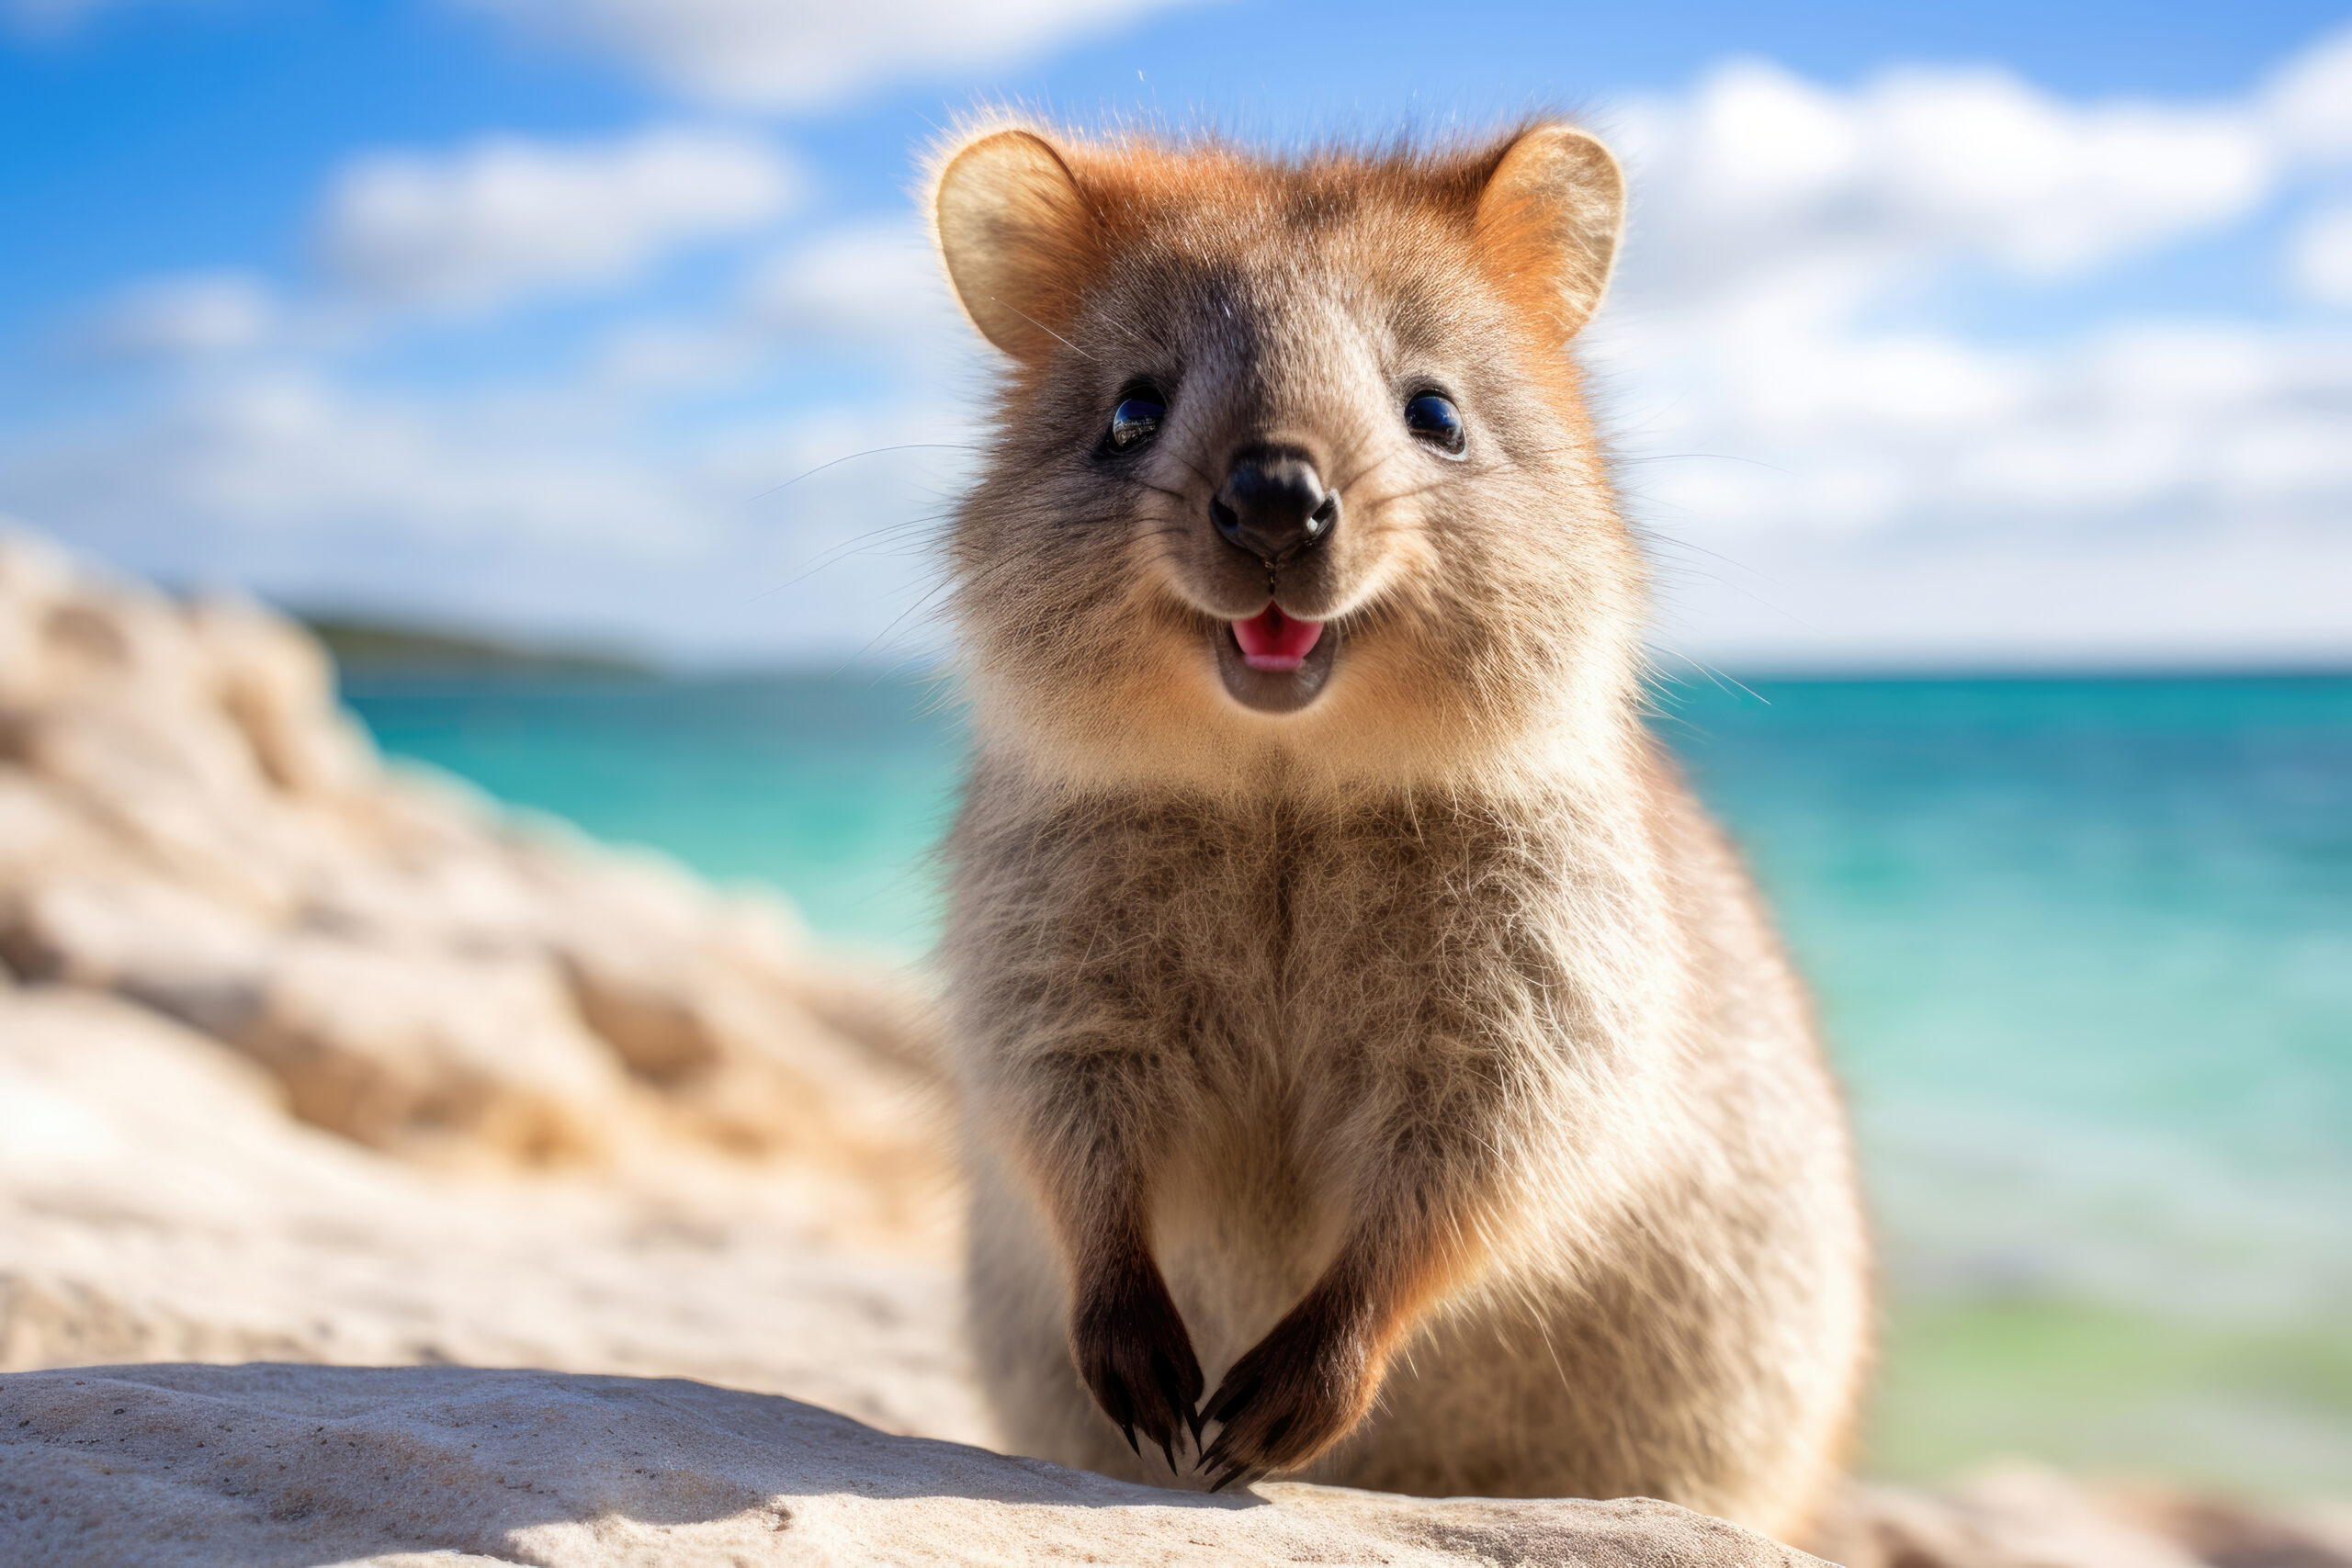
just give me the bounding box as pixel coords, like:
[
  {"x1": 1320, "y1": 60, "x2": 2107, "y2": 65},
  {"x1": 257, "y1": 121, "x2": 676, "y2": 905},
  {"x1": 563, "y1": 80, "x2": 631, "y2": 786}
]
[{"x1": 344, "y1": 671, "x2": 2352, "y2": 1495}]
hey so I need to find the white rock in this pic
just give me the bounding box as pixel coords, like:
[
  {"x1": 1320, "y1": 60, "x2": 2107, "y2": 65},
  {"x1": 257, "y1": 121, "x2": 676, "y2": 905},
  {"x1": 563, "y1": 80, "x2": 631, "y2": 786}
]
[
  {"x1": 0, "y1": 986, "x2": 974, "y2": 1430},
  {"x1": 0, "y1": 1363, "x2": 1824, "y2": 1568},
  {"x1": 187, "y1": 590, "x2": 378, "y2": 799},
  {"x1": 1816, "y1": 1471, "x2": 2352, "y2": 1568},
  {"x1": 233, "y1": 937, "x2": 632, "y2": 1163},
  {"x1": 0, "y1": 528, "x2": 942, "y2": 1173},
  {"x1": 0, "y1": 871, "x2": 275, "y2": 1036},
  {"x1": 0, "y1": 773, "x2": 127, "y2": 891}
]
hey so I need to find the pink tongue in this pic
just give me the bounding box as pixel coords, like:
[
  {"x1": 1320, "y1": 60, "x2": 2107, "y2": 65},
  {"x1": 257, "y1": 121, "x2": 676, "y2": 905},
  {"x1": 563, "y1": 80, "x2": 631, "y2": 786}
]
[{"x1": 1231, "y1": 605, "x2": 1324, "y2": 672}]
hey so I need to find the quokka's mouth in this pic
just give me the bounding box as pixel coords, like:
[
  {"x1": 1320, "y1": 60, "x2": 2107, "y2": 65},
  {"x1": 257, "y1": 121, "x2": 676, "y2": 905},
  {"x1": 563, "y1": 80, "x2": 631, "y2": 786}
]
[{"x1": 1213, "y1": 604, "x2": 1335, "y2": 713}]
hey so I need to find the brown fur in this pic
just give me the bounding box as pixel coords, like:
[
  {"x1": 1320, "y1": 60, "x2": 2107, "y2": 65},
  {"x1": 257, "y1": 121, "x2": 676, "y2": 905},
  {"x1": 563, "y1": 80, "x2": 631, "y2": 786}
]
[{"x1": 931, "y1": 118, "x2": 1871, "y2": 1540}]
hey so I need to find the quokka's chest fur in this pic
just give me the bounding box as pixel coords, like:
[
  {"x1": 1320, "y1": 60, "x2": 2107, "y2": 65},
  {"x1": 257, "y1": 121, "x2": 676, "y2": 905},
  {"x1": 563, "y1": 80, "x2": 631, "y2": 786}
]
[
  {"x1": 947, "y1": 766, "x2": 1679, "y2": 1200},
  {"x1": 958, "y1": 776, "x2": 1635, "y2": 1038}
]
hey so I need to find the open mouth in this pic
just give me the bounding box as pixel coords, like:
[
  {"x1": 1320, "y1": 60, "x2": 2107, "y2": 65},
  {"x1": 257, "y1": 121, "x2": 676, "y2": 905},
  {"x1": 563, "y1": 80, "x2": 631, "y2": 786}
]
[{"x1": 1213, "y1": 604, "x2": 1336, "y2": 713}]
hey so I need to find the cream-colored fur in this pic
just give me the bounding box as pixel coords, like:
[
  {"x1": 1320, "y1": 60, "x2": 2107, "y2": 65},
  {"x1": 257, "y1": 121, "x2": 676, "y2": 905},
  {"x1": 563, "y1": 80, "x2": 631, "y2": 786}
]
[{"x1": 931, "y1": 120, "x2": 1871, "y2": 1541}]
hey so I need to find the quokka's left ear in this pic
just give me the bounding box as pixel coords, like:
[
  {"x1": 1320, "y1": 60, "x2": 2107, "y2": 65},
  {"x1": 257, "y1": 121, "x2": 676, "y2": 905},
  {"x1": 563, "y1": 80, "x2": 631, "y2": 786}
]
[
  {"x1": 1472, "y1": 124, "x2": 1625, "y2": 344},
  {"x1": 932, "y1": 124, "x2": 1098, "y2": 363}
]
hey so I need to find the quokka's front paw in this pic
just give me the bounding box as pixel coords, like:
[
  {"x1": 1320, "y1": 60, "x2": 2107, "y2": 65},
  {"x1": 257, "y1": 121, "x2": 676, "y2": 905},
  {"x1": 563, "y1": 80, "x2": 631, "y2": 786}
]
[
  {"x1": 1195, "y1": 1294, "x2": 1379, "y2": 1491},
  {"x1": 1070, "y1": 1260, "x2": 1204, "y2": 1472}
]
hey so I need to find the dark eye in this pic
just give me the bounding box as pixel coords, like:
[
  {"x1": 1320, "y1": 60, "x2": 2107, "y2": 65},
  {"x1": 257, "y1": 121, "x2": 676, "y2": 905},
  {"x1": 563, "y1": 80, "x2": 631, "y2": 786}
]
[
  {"x1": 1105, "y1": 388, "x2": 1167, "y2": 453},
  {"x1": 1404, "y1": 392, "x2": 1465, "y2": 457}
]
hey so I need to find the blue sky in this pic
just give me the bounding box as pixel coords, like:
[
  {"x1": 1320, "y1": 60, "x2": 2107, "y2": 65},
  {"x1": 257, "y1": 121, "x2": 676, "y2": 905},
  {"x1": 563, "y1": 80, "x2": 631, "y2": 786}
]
[{"x1": 4, "y1": 0, "x2": 2348, "y2": 667}]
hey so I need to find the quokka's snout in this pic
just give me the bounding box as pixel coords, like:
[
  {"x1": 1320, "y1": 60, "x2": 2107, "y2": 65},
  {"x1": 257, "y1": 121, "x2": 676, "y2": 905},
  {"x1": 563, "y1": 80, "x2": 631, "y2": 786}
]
[
  {"x1": 1111, "y1": 364, "x2": 1427, "y2": 717},
  {"x1": 1207, "y1": 446, "x2": 1336, "y2": 574}
]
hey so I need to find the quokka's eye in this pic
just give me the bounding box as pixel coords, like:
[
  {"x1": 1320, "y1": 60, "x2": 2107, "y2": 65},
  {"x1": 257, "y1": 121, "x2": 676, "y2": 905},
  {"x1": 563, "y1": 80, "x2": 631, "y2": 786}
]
[
  {"x1": 1105, "y1": 388, "x2": 1168, "y2": 452},
  {"x1": 1404, "y1": 391, "x2": 1466, "y2": 457}
]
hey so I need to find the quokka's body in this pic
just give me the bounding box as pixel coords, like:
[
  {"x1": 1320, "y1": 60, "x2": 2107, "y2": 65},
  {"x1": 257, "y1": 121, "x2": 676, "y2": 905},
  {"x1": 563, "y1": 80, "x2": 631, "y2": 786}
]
[{"x1": 931, "y1": 120, "x2": 1871, "y2": 1540}]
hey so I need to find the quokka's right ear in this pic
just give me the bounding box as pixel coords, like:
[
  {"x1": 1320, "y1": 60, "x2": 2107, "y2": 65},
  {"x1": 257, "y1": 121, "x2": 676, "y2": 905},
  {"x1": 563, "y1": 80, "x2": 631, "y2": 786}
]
[
  {"x1": 933, "y1": 126, "x2": 1097, "y2": 362},
  {"x1": 1472, "y1": 123, "x2": 1626, "y2": 345}
]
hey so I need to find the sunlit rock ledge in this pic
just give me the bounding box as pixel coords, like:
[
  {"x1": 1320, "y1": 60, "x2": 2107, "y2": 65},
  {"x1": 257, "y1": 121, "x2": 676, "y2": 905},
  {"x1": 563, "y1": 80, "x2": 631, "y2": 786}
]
[
  {"x1": 2, "y1": 526, "x2": 2347, "y2": 1567},
  {"x1": 0, "y1": 1364, "x2": 1830, "y2": 1567}
]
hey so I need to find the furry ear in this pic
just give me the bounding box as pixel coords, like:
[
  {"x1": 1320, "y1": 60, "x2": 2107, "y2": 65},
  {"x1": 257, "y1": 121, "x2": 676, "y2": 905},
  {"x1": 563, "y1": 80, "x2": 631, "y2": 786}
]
[
  {"x1": 1472, "y1": 124, "x2": 1625, "y2": 344},
  {"x1": 933, "y1": 127, "x2": 1096, "y2": 361}
]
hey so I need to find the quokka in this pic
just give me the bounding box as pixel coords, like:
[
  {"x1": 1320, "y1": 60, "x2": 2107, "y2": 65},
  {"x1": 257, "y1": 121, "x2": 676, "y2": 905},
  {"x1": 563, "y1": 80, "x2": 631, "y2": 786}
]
[{"x1": 929, "y1": 118, "x2": 1871, "y2": 1540}]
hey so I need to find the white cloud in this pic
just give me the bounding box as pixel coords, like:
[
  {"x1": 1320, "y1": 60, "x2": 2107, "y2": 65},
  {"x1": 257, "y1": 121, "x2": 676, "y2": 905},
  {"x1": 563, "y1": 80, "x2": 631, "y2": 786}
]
[
  {"x1": 2, "y1": 368, "x2": 702, "y2": 552},
  {"x1": 586, "y1": 219, "x2": 961, "y2": 393},
  {"x1": 2289, "y1": 205, "x2": 2352, "y2": 306},
  {"x1": 2266, "y1": 23, "x2": 2352, "y2": 162},
  {"x1": 1589, "y1": 40, "x2": 2352, "y2": 665},
  {"x1": 0, "y1": 226, "x2": 985, "y2": 659},
  {"x1": 1614, "y1": 58, "x2": 2277, "y2": 310},
  {"x1": 741, "y1": 221, "x2": 954, "y2": 342},
  {"x1": 1645, "y1": 512, "x2": 2352, "y2": 671},
  {"x1": 460, "y1": 0, "x2": 1200, "y2": 110},
  {"x1": 317, "y1": 126, "x2": 801, "y2": 313},
  {"x1": 90, "y1": 273, "x2": 277, "y2": 357}
]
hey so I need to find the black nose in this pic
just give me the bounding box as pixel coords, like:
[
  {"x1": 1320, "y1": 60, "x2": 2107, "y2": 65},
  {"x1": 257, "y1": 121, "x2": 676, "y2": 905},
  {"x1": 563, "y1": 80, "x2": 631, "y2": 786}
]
[{"x1": 1210, "y1": 449, "x2": 1338, "y2": 564}]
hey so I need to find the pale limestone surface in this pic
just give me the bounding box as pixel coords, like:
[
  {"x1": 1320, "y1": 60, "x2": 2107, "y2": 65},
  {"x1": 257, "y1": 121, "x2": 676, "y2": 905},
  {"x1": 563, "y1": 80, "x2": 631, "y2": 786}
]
[
  {"x1": 0, "y1": 985, "x2": 981, "y2": 1442},
  {"x1": 0, "y1": 526, "x2": 949, "y2": 1191},
  {"x1": 1815, "y1": 1470, "x2": 2352, "y2": 1568},
  {"x1": 0, "y1": 1363, "x2": 1825, "y2": 1568}
]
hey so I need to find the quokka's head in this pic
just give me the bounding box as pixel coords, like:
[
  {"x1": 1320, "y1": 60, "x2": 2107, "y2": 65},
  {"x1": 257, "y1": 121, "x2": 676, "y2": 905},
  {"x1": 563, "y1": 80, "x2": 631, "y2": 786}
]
[{"x1": 933, "y1": 121, "x2": 1644, "y2": 795}]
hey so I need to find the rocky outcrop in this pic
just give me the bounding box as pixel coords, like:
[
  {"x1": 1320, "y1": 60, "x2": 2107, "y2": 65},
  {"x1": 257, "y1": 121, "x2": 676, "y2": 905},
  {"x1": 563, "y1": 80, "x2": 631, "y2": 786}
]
[
  {"x1": 0, "y1": 982, "x2": 982, "y2": 1436},
  {"x1": 1818, "y1": 1471, "x2": 2352, "y2": 1568},
  {"x1": 0, "y1": 1363, "x2": 1826, "y2": 1568},
  {"x1": 0, "y1": 528, "x2": 944, "y2": 1201}
]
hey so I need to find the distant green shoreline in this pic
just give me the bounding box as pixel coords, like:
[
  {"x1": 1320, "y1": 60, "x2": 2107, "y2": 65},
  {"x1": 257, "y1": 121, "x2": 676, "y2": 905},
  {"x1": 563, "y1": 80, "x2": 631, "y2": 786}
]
[
  {"x1": 302, "y1": 614, "x2": 655, "y2": 679},
  {"x1": 298, "y1": 605, "x2": 2352, "y2": 690}
]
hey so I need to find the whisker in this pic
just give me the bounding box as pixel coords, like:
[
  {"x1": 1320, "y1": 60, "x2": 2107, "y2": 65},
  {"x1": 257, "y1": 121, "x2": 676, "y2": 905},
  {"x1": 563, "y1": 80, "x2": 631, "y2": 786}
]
[
  {"x1": 1322, "y1": 430, "x2": 1374, "y2": 487},
  {"x1": 1355, "y1": 474, "x2": 1456, "y2": 510},
  {"x1": 1333, "y1": 443, "x2": 1406, "y2": 496},
  {"x1": 844, "y1": 579, "x2": 962, "y2": 671},
  {"x1": 1164, "y1": 449, "x2": 1218, "y2": 491},
  {"x1": 998, "y1": 303, "x2": 1095, "y2": 362},
  {"x1": 745, "y1": 513, "x2": 958, "y2": 601},
  {"x1": 741, "y1": 443, "x2": 976, "y2": 505},
  {"x1": 1613, "y1": 452, "x2": 1788, "y2": 473}
]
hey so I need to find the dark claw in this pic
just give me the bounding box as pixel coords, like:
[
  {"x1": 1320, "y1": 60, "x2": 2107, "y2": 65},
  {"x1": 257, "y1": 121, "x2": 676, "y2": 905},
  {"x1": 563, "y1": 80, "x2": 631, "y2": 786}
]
[
  {"x1": 1072, "y1": 1256, "x2": 1204, "y2": 1481},
  {"x1": 1149, "y1": 1349, "x2": 1193, "y2": 1469},
  {"x1": 1099, "y1": 1377, "x2": 1135, "y2": 1433},
  {"x1": 1207, "y1": 1461, "x2": 1258, "y2": 1494},
  {"x1": 1151, "y1": 1353, "x2": 1188, "y2": 1423}
]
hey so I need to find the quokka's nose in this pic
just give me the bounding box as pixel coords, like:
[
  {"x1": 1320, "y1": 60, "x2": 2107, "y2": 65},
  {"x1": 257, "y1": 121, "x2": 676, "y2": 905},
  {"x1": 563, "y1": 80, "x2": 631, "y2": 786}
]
[{"x1": 1210, "y1": 449, "x2": 1338, "y2": 565}]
